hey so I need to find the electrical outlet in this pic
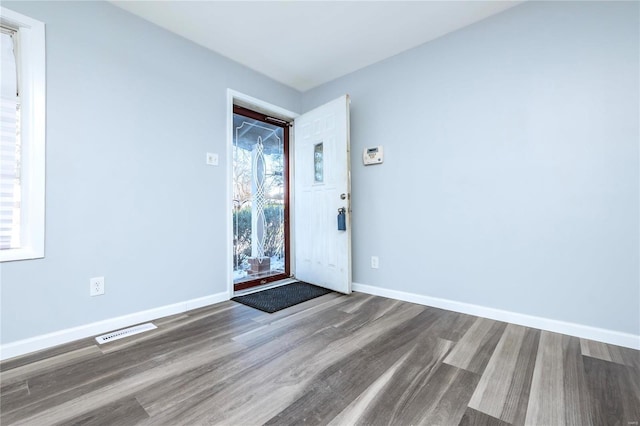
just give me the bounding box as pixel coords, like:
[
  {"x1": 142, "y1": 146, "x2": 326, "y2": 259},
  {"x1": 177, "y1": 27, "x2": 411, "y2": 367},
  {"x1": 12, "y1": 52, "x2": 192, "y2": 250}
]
[
  {"x1": 90, "y1": 277, "x2": 105, "y2": 296},
  {"x1": 371, "y1": 256, "x2": 379, "y2": 269},
  {"x1": 206, "y1": 152, "x2": 219, "y2": 166}
]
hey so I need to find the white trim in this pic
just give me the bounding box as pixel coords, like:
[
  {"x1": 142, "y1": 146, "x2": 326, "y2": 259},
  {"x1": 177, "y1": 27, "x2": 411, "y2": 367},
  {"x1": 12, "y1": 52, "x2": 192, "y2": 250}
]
[
  {"x1": 0, "y1": 292, "x2": 228, "y2": 361},
  {"x1": 228, "y1": 90, "x2": 299, "y2": 121},
  {"x1": 352, "y1": 282, "x2": 640, "y2": 350},
  {"x1": 0, "y1": 7, "x2": 46, "y2": 262},
  {"x1": 226, "y1": 89, "x2": 298, "y2": 299}
]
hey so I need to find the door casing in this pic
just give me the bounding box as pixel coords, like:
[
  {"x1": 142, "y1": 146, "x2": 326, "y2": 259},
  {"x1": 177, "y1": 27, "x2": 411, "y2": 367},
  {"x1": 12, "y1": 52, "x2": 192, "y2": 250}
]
[{"x1": 226, "y1": 90, "x2": 298, "y2": 298}]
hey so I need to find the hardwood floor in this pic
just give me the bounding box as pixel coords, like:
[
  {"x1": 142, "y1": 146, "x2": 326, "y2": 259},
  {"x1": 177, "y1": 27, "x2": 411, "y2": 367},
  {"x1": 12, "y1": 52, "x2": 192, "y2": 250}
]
[{"x1": 1, "y1": 292, "x2": 639, "y2": 425}]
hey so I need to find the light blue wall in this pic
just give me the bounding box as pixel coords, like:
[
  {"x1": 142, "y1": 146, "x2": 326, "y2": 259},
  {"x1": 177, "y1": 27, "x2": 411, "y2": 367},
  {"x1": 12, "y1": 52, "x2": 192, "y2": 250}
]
[
  {"x1": 2, "y1": 0, "x2": 638, "y2": 345},
  {"x1": 303, "y1": 1, "x2": 639, "y2": 335},
  {"x1": 0, "y1": 1, "x2": 300, "y2": 343}
]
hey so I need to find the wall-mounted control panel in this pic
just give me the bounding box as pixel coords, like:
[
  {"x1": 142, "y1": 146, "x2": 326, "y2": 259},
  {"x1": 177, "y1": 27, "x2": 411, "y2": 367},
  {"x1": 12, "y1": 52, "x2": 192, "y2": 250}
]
[{"x1": 363, "y1": 146, "x2": 383, "y2": 165}]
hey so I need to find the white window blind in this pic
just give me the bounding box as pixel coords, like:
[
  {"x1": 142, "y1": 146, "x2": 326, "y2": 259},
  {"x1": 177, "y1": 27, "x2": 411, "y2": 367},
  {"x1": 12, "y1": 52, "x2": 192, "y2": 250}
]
[
  {"x1": 0, "y1": 7, "x2": 45, "y2": 262},
  {"x1": 0, "y1": 29, "x2": 21, "y2": 250}
]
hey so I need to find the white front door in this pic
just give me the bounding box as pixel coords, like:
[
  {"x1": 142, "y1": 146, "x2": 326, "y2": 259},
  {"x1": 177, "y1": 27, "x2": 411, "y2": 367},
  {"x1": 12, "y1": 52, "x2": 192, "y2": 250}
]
[{"x1": 293, "y1": 95, "x2": 351, "y2": 294}]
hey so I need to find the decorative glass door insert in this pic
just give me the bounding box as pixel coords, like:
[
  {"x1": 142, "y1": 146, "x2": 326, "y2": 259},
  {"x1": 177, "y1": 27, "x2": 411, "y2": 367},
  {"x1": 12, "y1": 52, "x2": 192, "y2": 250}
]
[{"x1": 233, "y1": 106, "x2": 289, "y2": 291}]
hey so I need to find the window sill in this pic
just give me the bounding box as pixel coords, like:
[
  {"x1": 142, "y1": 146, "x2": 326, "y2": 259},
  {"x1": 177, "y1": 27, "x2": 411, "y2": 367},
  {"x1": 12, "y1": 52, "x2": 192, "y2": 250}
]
[{"x1": 0, "y1": 247, "x2": 44, "y2": 262}]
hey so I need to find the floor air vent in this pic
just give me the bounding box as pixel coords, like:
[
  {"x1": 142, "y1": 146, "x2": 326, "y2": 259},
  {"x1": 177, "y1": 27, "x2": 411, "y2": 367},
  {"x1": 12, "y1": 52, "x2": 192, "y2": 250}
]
[{"x1": 95, "y1": 323, "x2": 157, "y2": 344}]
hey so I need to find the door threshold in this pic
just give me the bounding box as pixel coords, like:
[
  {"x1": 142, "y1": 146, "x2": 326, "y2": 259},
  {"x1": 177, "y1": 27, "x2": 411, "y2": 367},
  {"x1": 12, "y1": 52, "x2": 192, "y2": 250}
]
[{"x1": 233, "y1": 277, "x2": 298, "y2": 297}]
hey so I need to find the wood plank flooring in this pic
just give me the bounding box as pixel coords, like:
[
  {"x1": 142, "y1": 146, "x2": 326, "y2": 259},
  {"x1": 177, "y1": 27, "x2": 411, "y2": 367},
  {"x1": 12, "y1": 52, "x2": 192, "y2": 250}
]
[{"x1": 1, "y1": 292, "x2": 639, "y2": 425}]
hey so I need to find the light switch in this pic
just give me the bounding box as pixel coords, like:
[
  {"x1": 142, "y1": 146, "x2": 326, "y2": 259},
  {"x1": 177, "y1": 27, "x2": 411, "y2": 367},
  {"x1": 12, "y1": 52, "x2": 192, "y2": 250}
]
[{"x1": 206, "y1": 152, "x2": 219, "y2": 166}]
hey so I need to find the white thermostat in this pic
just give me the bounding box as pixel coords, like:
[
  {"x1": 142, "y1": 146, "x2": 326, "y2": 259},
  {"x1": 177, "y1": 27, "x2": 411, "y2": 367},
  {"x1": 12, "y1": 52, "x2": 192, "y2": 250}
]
[{"x1": 363, "y1": 146, "x2": 384, "y2": 165}]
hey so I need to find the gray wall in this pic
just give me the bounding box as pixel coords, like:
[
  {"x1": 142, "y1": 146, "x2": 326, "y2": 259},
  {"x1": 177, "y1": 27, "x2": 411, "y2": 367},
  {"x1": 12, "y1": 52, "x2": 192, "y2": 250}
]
[
  {"x1": 0, "y1": 1, "x2": 300, "y2": 344},
  {"x1": 303, "y1": 1, "x2": 639, "y2": 335}
]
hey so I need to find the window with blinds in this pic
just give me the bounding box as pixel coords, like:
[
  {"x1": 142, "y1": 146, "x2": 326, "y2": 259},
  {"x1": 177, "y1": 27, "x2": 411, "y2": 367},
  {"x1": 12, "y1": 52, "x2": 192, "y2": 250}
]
[
  {"x1": 0, "y1": 7, "x2": 45, "y2": 262},
  {"x1": 0, "y1": 28, "x2": 21, "y2": 250}
]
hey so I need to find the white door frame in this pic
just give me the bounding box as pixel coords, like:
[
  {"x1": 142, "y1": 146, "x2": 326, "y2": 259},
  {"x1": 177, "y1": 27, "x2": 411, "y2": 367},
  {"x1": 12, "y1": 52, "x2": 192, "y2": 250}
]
[{"x1": 226, "y1": 89, "x2": 298, "y2": 299}]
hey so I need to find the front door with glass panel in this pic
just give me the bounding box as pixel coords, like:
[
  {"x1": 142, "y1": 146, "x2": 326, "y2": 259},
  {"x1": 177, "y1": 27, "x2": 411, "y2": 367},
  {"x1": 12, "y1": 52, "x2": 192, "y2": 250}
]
[
  {"x1": 232, "y1": 106, "x2": 290, "y2": 291},
  {"x1": 293, "y1": 95, "x2": 352, "y2": 294}
]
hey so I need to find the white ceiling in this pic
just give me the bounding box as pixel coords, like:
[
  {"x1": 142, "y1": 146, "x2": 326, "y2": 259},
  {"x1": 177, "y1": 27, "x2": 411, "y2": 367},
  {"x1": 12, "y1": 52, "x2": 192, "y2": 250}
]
[{"x1": 110, "y1": 1, "x2": 523, "y2": 92}]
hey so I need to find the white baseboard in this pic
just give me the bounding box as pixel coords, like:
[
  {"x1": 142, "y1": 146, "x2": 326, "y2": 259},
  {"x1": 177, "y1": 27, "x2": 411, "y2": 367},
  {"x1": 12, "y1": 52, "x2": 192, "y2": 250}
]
[
  {"x1": 0, "y1": 292, "x2": 229, "y2": 361},
  {"x1": 3, "y1": 285, "x2": 637, "y2": 361},
  {"x1": 352, "y1": 283, "x2": 640, "y2": 350}
]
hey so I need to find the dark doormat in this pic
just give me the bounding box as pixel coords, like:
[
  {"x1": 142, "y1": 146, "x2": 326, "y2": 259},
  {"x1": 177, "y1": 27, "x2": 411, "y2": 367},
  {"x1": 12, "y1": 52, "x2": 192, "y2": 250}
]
[{"x1": 231, "y1": 281, "x2": 333, "y2": 313}]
